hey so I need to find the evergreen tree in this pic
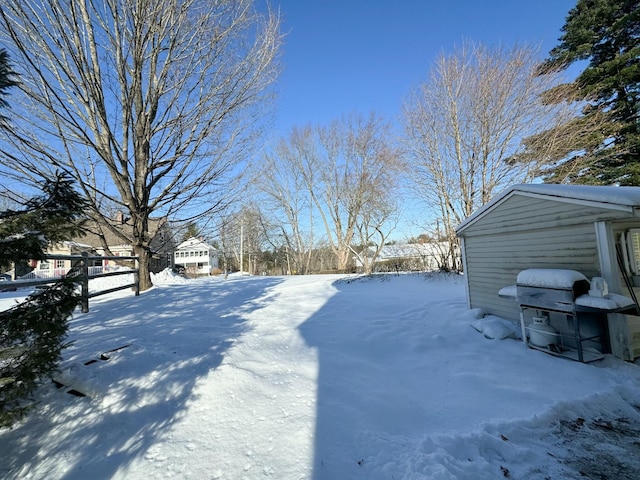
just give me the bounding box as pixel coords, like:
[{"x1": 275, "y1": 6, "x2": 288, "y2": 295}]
[
  {"x1": 0, "y1": 50, "x2": 87, "y2": 427},
  {"x1": 182, "y1": 222, "x2": 200, "y2": 242},
  {"x1": 0, "y1": 174, "x2": 87, "y2": 427},
  {"x1": 522, "y1": 0, "x2": 640, "y2": 184},
  {"x1": 0, "y1": 267, "x2": 79, "y2": 426},
  {"x1": 0, "y1": 48, "x2": 18, "y2": 125}
]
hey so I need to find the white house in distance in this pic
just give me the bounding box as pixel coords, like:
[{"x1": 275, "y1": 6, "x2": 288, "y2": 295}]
[
  {"x1": 356, "y1": 242, "x2": 455, "y2": 272},
  {"x1": 174, "y1": 237, "x2": 219, "y2": 276}
]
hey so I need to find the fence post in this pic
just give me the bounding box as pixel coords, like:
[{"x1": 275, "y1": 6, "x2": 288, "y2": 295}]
[
  {"x1": 81, "y1": 251, "x2": 89, "y2": 313},
  {"x1": 134, "y1": 257, "x2": 140, "y2": 296}
]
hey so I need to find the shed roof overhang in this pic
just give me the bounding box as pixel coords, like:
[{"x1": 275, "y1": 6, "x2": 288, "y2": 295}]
[{"x1": 456, "y1": 184, "x2": 640, "y2": 236}]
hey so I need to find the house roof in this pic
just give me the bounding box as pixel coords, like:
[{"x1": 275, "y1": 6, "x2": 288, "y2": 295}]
[
  {"x1": 75, "y1": 215, "x2": 169, "y2": 252},
  {"x1": 176, "y1": 237, "x2": 217, "y2": 252},
  {"x1": 456, "y1": 184, "x2": 640, "y2": 234}
]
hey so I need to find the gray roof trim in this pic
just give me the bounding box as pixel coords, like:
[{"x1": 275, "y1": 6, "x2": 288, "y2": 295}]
[{"x1": 456, "y1": 184, "x2": 640, "y2": 234}]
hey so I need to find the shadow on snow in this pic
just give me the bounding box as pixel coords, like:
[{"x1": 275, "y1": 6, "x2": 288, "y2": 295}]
[{"x1": 0, "y1": 276, "x2": 284, "y2": 479}]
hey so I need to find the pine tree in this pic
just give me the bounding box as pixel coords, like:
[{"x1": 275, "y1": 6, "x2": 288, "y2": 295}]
[
  {"x1": 0, "y1": 49, "x2": 18, "y2": 125},
  {"x1": 0, "y1": 174, "x2": 88, "y2": 427},
  {"x1": 182, "y1": 222, "x2": 199, "y2": 242},
  {"x1": 521, "y1": 0, "x2": 640, "y2": 184},
  {"x1": 0, "y1": 50, "x2": 87, "y2": 427}
]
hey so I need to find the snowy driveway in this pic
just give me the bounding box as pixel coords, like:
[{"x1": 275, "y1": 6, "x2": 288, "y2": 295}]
[{"x1": 2, "y1": 272, "x2": 640, "y2": 479}]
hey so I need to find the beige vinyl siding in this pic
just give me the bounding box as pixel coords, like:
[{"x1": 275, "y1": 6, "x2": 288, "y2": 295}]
[
  {"x1": 464, "y1": 223, "x2": 600, "y2": 320},
  {"x1": 458, "y1": 189, "x2": 640, "y2": 360}
]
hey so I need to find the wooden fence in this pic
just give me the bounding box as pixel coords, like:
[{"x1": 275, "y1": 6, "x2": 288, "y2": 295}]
[{"x1": 2, "y1": 252, "x2": 139, "y2": 313}]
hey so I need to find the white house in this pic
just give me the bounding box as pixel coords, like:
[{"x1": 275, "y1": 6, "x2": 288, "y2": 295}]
[
  {"x1": 356, "y1": 242, "x2": 455, "y2": 272},
  {"x1": 174, "y1": 237, "x2": 219, "y2": 276}
]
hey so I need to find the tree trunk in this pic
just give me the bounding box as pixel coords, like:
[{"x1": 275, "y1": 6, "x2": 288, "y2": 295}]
[{"x1": 135, "y1": 244, "x2": 153, "y2": 291}]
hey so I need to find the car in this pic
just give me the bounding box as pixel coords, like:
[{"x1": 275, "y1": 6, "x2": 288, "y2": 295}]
[
  {"x1": 172, "y1": 265, "x2": 186, "y2": 275},
  {"x1": 0, "y1": 273, "x2": 17, "y2": 292}
]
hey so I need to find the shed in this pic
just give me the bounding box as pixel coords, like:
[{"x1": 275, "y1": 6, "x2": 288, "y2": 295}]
[{"x1": 456, "y1": 184, "x2": 640, "y2": 361}]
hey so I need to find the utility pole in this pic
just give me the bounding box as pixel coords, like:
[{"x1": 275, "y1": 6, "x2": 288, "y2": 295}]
[{"x1": 240, "y1": 222, "x2": 244, "y2": 274}]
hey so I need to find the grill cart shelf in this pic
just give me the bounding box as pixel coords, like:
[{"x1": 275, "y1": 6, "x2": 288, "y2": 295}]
[{"x1": 500, "y1": 269, "x2": 639, "y2": 363}]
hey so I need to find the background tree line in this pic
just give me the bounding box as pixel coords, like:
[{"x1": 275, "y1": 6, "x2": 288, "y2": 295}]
[
  {"x1": 0, "y1": 0, "x2": 637, "y2": 279},
  {"x1": 242, "y1": 0, "x2": 638, "y2": 272}
]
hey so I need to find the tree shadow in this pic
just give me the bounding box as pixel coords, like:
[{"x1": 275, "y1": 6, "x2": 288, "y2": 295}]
[{"x1": 0, "y1": 276, "x2": 283, "y2": 479}]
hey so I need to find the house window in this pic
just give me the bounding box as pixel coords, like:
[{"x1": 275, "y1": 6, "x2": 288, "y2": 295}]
[
  {"x1": 56, "y1": 259, "x2": 65, "y2": 269},
  {"x1": 40, "y1": 261, "x2": 50, "y2": 270}
]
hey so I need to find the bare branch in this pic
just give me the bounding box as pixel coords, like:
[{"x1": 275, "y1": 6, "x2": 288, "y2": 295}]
[
  {"x1": 402, "y1": 42, "x2": 570, "y2": 270},
  {"x1": 0, "y1": 0, "x2": 282, "y2": 289}
]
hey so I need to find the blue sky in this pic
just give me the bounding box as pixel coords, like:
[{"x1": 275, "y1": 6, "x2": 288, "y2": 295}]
[{"x1": 270, "y1": 0, "x2": 577, "y2": 138}]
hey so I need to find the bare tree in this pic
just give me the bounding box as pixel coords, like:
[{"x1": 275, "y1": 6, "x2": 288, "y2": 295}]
[
  {"x1": 0, "y1": 0, "x2": 281, "y2": 289},
  {"x1": 258, "y1": 113, "x2": 403, "y2": 273},
  {"x1": 313, "y1": 114, "x2": 403, "y2": 272},
  {"x1": 216, "y1": 204, "x2": 269, "y2": 274},
  {"x1": 254, "y1": 129, "x2": 316, "y2": 275},
  {"x1": 402, "y1": 42, "x2": 571, "y2": 270},
  {"x1": 352, "y1": 203, "x2": 400, "y2": 275}
]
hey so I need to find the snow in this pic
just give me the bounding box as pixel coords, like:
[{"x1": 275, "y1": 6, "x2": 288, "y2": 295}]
[
  {"x1": 497, "y1": 284, "x2": 517, "y2": 298},
  {"x1": 498, "y1": 274, "x2": 636, "y2": 312},
  {"x1": 575, "y1": 292, "x2": 636, "y2": 310},
  {"x1": 512, "y1": 183, "x2": 640, "y2": 207},
  {"x1": 2, "y1": 271, "x2": 640, "y2": 479},
  {"x1": 471, "y1": 314, "x2": 518, "y2": 340},
  {"x1": 516, "y1": 268, "x2": 588, "y2": 289}
]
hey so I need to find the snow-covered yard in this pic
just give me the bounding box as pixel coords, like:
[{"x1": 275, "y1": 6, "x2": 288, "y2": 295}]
[{"x1": 1, "y1": 271, "x2": 640, "y2": 479}]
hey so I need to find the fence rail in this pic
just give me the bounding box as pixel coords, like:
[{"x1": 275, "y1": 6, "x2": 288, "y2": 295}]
[{"x1": 2, "y1": 252, "x2": 139, "y2": 313}]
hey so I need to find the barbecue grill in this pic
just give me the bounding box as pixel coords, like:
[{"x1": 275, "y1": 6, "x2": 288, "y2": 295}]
[
  {"x1": 500, "y1": 269, "x2": 638, "y2": 362},
  {"x1": 516, "y1": 269, "x2": 590, "y2": 313}
]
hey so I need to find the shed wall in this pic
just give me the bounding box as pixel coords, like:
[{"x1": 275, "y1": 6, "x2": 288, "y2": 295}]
[
  {"x1": 461, "y1": 194, "x2": 630, "y2": 236},
  {"x1": 464, "y1": 223, "x2": 600, "y2": 320},
  {"x1": 460, "y1": 194, "x2": 630, "y2": 322}
]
